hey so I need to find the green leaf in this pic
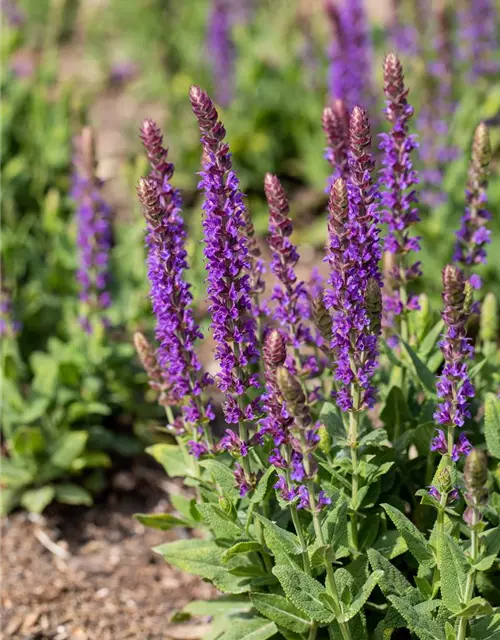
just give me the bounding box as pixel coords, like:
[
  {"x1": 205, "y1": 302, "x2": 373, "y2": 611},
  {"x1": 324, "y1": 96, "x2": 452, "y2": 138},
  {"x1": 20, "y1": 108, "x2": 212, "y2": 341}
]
[
  {"x1": 182, "y1": 597, "x2": 252, "y2": 616},
  {"x1": 382, "y1": 503, "x2": 434, "y2": 566},
  {"x1": 255, "y1": 514, "x2": 302, "y2": 562},
  {"x1": 359, "y1": 429, "x2": 390, "y2": 448},
  {"x1": 30, "y1": 351, "x2": 58, "y2": 397},
  {"x1": 134, "y1": 512, "x2": 193, "y2": 531},
  {"x1": 200, "y1": 459, "x2": 239, "y2": 499},
  {"x1": 272, "y1": 565, "x2": 335, "y2": 624},
  {"x1": 485, "y1": 393, "x2": 500, "y2": 459},
  {"x1": 250, "y1": 466, "x2": 276, "y2": 505},
  {"x1": 0, "y1": 457, "x2": 34, "y2": 488},
  {"x1": 196, "y1": 503, "x2": 243, "y2": 538},
  {"x1": 50, "y1": 431, "x2": 88, "y2": 469},
  {"x1": 338, "y1": 570, "x2": 383, "y2": 623},
  {"x1": 372, "y1": 530, "x2": 408, "y2": 559},
  {"x1": 321, "y1": 495, "x2": 349, "y2": 558},
  {"x1": 71, "y1": 452, "x2": 112, "y2": 470},
  {"x1": 147, "y1": 443, "x2": 192, "y2": 477},
  {"x1": 20, "y1": 485, "x2": 56, "y2": 513},
  {"x1": 12, "y1": 426, "x2": 45, "y2": 456},
  {"x1": 438, "y1": 533, "x2": 469, "y2": 614},
  {"x1": 389, "y1": 595, "x2": 445, "y2": 640},
  {"x1": 451, "y1": 597, "x2": 493, "y2": 619},
  {"x1": 474, "y1": 526, "x2": 500, "y2": 570},
  {"x1": 154, "y1": 539, "x2": 225, "y2": 580},
  {"x1": 319, "y1": 402, "x2": 345, "y2": 440},
  {"x1": 169, "y1": 493, "x2": 201, "y2": 522},
  {"x1": 380, "y1": 386, "x2": 412, "y2": 440},
  {"x1": 469, "y1": 358, "x2": 488, "y2": 380},
  {"x1": 470, "y1": 614, "x2": 500, "y2": 639},
  {"x1": 401, "y1": 341, "x2": 436, "y2": 394},
  {"x1": 250, "y1": 593, "x2": 311, "y2": 633},
  {"x1": 368, "y1": 548, "x2": 418, "y2": 601},
  {"x1": 217, "y1": 617, "x2": 278, "y2": 640},
  {"x1": 418, "y1": 320, "x2": 445, "y2": 360},
  {"x1": 223, "y1": 541, "x2": 262, "y2": 562},
  {"x1": 0, "y1": 487, "x2": 22, "y2": 516},
  {"x1": 55, "y1": 484, "x2": 93, "y2": 506}
]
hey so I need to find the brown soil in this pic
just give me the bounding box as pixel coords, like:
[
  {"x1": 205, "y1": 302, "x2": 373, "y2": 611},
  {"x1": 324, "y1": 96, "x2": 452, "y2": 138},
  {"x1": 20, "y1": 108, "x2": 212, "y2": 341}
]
[{"x1": 1, "y1": 464, "x2": 216, "y2": 640}]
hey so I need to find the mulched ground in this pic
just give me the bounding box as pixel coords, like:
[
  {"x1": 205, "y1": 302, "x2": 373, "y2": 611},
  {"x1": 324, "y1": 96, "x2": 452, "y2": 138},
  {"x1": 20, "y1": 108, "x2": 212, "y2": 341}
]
[{"x1": 1, "y1": 463, "x2": 216, "y2": 640}]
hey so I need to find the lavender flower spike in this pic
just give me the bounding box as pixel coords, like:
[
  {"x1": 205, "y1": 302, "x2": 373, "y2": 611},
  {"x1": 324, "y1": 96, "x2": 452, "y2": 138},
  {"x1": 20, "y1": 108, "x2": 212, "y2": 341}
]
[
  {"x1": 207, "y1": 0, "x2": 235, "y2": 107},
  {"x1": 460, "y1": 0, "x2": 500, "y2": 80},
  {"x1": 264, "y1": 174, "x2": 310, "y2": 347},
  {"x1": 189, "y1": 86, "x2": 259, "y2": 432},
  {"x1": 72, "y1": 127, "x2": 112, "y2": 333},
  {"x1": 379, "y1": 53, "x2": 421, "y2": 341},
  {"x1": 433, "y1": 265, "x2": 474, "y2": 461},
  {"x1": 453, "y1": 123, "x2": 492, "y2": 288}
]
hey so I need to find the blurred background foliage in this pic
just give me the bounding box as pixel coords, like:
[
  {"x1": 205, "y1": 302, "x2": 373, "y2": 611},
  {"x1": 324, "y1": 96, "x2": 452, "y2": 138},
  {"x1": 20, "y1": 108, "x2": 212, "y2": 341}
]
[{"x1": 1, "y1": 0, "x2": 499, "y2": 513}]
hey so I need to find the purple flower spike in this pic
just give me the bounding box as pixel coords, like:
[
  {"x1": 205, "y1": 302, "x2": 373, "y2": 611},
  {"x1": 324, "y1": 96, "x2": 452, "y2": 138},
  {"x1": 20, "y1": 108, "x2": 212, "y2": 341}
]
[
  {"x1": 434, "y1": 266, "x2": 475, "y2": 445},
  {"x1": 379, "y1": 53, "x2": 421, "y2": 341},
  {"x1": 190, "y1": 86, "x2": 259, "y2": 427},
  {"x1": 264, "y1": 174, "x2": 310, "y2": 347},
  {"x1": 453, "y1": 123, "x2": 492, "y2": 281},
  {"x1": 325, "y1": 0, "x2": 373, "y2": 110},
  {"x1": 72, "y1": 128, "x2": 112, "y2": 332},
  {"x1": 207, "y1": 0, "x2": 234, "y2": 107},
  {"x1": 139, "y1": 120, "x2": 210, "y2": 412},
  {"x1": 325, "y1": 107, "x2": 382, "y2": 412},
  {"x1": 459, "y1": 0, "x2": 500, "y2": 80}
]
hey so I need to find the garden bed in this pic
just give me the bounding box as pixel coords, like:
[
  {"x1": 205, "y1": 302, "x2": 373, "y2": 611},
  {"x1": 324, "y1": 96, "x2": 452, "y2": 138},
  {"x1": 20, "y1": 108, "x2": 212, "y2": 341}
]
[{"x1": 1, "y1": 463, "x2": 215, "y2": 640}]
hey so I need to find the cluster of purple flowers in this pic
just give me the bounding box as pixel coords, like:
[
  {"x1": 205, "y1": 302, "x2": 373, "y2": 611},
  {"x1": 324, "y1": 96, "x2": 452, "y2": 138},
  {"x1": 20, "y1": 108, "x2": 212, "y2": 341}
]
[
  {"x1": 453, "y1": 123, "x2": 492, "y2": 290},
  {"x1": 379, "y1": 53, "x2": 421, "y2": 342},
  {"x1": 0, "y1": 287, "x2": 21, "y2": 337},
  {"x1": 72, "y1": 128, "x2": 112, "y2": 334},
  {"x1": 432, "y1": 265, "x2": 474, "y2": 463},
  {"x1": 264, "y1": 174, "x2": 311, "y2": 348},
  {"x1": 325, "y1": 106, "x2": 382, "y2": 412},
  {"x1": 138, "y1": 119, "x2": 213, "y2": 437},
  {"x1": 459, "y1": 0, "x2": 500, "y2": 80},
  {"x1": 325, "y1": 0, "x2": 373, "y2": 111}
]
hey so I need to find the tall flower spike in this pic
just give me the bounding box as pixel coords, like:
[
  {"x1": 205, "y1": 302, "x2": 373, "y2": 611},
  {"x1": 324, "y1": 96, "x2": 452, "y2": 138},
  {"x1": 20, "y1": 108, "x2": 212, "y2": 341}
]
[
  {"x1": 264, "y1": 173, "x2": 310, "y2": 348},
  {"x1": 137, "y1": 176, "x2": 208, "y2": 417},
  {"x1": 325, "y1": 107, "x2": 381, "y2": 412},
  {"x1": 432, "y1": 266, "x2": 474, "y2": 462},
  {"x1": 322, "y1": 99, "x2": 350, "y2": 183},
  {"x1": 453, "y1": 123, "x2": 492, "y2": 288},
  {"x1": 460, "y1": 0, "x2": 500, "y2": 80},
  {"x1": 190, "y1": 86, "x2": 259, "y2": 427},
  {"x1": 207, "y1": 0, "x2": 235, "y2": 107},
  {"x1": 72, "y1": 127, "x2": 112, "y2": 333},
  {"x1": 133, "y1": 331, "x2": 173, "y2": 407},
  {"x1": 379, "y1": 53, "x2": 421, "y2": 343}
]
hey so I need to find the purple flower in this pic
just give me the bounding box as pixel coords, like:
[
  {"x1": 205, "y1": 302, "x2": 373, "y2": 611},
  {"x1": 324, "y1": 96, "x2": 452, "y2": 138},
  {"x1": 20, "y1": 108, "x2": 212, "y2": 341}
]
[
  {"x1": 264, "y1": 174, "x2": 311, "y2": 348},
  {"x1": 434, "y1": 266, "x2": 475, "y2": 457},
  {"x1": 207, "y1": 0, "x2": 234, "y2": 107},
  {"x1": 274, "y1": 475, "x2": 297, "y2": 502},
  {"x1": 451, "y1": 432, "x2": 472, "y2": 462},
  {"x1": 0, "y1": 288, "x2": 21, "y2": 337},
  {"x1": 291, "y1": 451, "x2": 306, "y2": 482},
  {"x1": 325, "y1": 107, "x2": 382, "y2": 411},
  {"x1": 428, "y1": 485, "x2": 441, "y2": 501},
  {"x1": 269, "y1": 448, "x2": 287, "y2": 468},
  {"x1": 218, "y1": 429, "x2": 248, "y2": 457},
  {"x1": 431, "y1": 429, "x2": 448, "y2": 455},
  {"x1": 190, "y1": 86, "x2": 259, "y2": 430},
  {"x1": 297, "y1": 485, "x2": 310, "y2": 510},
  {"x1": 453, "y1": 123, "x2": 492, "y2": 281},
  {"x1": 188, "y1": 441, "x2": 209, "y2": 458},
  {"x1": 388, "y1": 0, "x2": 419, "y2": 57},
  {"x1": 138, "y1": 119, "x2": 208, "y2": 409},
  {"x1": 317, "y1": 491, "x2": 332, "y2": 509},
  {"x1": 379, "y1": 54, "x2": 421, "y2": 340},
  {"x1": 325, "y1": 0, "x2": 373, "y2": 110},
  {"x1": 234, "y1": 463, "x2": 251, "y2": 497},
  {"x1": 2, "y1": 0, "x2": 24, "y2": 26},
  {"x1": 72, "y1": 128, "x2": 112, "y2": 332},
  {"x1": 459, "y1": 0, "x2": 500, "y2": 80}
]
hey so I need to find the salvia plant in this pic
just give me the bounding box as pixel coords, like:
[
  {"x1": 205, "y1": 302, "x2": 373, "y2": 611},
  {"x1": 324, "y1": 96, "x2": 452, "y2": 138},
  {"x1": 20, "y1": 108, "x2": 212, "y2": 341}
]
[{"x1": 134, "y1": 52, "x2": 500, "y2": 640}]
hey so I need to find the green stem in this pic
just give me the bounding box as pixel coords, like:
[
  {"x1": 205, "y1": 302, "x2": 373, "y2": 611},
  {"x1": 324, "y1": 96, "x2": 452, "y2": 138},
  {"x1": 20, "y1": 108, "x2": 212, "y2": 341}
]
[
  {"x1": 348, "y1": 384, "x2": 360, "y2": 551},
  {"x1": 457, "y1": 507, "x2": 479, "y2": 640},
  {"x1": 307, "y1": 623, "x2": 318, "y2": 640},
  {"x1": 289, "y1": 501, "x2": 311, "y2": 574}
]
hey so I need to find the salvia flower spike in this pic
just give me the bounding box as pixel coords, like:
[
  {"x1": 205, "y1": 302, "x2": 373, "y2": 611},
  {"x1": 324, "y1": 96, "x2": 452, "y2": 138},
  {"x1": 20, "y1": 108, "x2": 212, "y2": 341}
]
[
  {"x1": 207, "y1": 0, "x2": 235, "y2": 107},
  {"x1": 379, "y1": 53, "x2": 421, "y2": 344},
  {"x1": 264, "y1": 173, "x2": 310, "y2": 348},
  {"x1": 453, "y1": 123, "x2": 492, "y2": 288},
  {"x1": 322, "y1": 98, "x2": 350, "y2": 185},
  {"x1": 72, "y1": 127, "x2": 112, "y2": 334},
  {"x1": 432, "y1": 266, "x2": 474, "y2": 463}
]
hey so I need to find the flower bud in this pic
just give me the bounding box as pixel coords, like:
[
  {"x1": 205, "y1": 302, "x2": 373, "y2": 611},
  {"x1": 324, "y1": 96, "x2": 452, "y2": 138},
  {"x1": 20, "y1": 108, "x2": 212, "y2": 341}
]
[
  {"x1": 480, "y1": 292, "x2": 498, "y2": 343},
  {"x1": 464, "y1": 448, "x2": 488, "y2": 493},
  {"x1": 365, "y1": 277, "x2": 382, "y2": 335},
  {"x1": 317, "y1": 424, "x2": 331, "y2": 455},
  {"x1": 310, "y1": 292, "x2": 332, "y2": 347},
  {"x1": 471, "y1": 122, "x2": 491, "y2": 181},
  {"x1": 133, "y1": 331, "x2": 164, "y2": 392},
  {"x1": 276, "y1": 366, "x2": 311, "y2": 426},
  {"x1": 263, "y1": 329, "x2": 286, "y2": 368},
  {"x1": 436, "y1": 466, "x2": 452, "y2": 493}
]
